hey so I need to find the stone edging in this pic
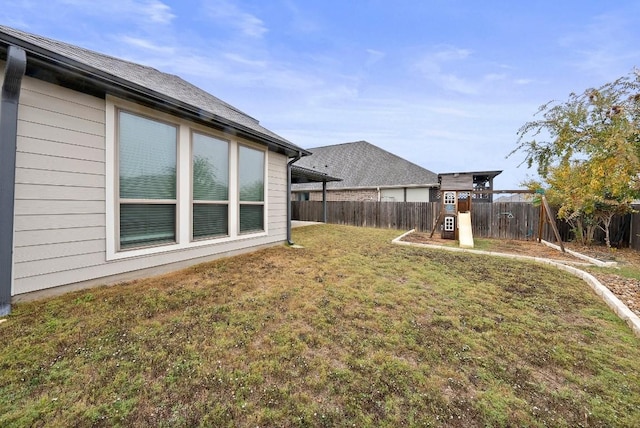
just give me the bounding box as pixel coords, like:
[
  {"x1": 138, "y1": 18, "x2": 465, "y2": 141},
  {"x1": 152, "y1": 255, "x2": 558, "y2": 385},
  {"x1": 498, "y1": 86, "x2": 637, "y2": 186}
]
[
  {"x1": 540, "y1": 240, "x2": 617, "y2": 267},
  {"x1": 392, "y1": 229, "x2": 640, "y2": 338}
]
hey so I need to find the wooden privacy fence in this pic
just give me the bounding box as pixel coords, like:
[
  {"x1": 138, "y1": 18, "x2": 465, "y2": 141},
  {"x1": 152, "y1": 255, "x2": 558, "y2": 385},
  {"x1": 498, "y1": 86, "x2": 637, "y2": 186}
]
[{"x1": 291, "y1": 201, "x2": 633, "y2": 244}]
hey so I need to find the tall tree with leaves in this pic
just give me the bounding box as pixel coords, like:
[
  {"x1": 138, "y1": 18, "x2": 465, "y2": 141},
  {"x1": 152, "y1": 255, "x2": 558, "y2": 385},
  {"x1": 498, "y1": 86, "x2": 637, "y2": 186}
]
[{"x1": 511, "y1": 70, "x2": 640, "y2": 246}]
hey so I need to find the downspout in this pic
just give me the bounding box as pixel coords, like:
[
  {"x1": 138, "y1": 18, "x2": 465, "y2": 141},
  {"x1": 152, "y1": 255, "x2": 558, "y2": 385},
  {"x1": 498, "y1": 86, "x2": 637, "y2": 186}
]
[
  {"x1": 0, "y1": 46, "x2": 27, "y2": 316},
  {"x1": 286, "y1": 151, "x2": 302, "y2": 245}
]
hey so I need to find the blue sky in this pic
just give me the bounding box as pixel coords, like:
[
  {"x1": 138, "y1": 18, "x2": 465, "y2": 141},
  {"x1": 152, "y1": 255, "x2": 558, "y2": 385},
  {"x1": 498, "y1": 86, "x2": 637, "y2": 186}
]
[{"x1": 2, "y1": 1, "x2": 640, "y2": 189}]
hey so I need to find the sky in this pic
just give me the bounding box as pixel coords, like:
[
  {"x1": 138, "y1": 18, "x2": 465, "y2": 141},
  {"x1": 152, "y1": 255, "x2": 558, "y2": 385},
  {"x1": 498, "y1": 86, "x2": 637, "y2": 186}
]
[{"x1": 2, "y1": 0, "x2": 640, "y2": 190}]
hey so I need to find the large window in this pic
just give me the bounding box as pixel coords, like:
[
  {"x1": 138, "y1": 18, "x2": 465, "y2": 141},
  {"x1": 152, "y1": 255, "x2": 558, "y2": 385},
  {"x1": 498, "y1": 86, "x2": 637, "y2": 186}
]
[
  {"x1": 118, "y1": 111, "x2": 177, "y2": 249},
  {"x1": 192, "y1": 133, "x2": 229, "y2": 239},
  {"x1": 108, "y1": 100, "x2": 271, "y2": 258},
  {"x1": 238, "y1": 145, "x2": 265, "y2": 233}
]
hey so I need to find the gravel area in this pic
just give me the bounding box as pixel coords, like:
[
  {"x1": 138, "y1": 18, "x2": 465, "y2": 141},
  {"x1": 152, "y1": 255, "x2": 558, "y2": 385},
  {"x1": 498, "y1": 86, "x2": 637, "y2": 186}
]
[{"x1": 401, "y1": 232, "x2": 640, "y2": 317}]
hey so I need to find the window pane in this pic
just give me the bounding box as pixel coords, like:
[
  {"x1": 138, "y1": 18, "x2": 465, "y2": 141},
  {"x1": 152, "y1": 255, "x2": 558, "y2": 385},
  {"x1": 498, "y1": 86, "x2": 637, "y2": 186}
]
[
  {"x1": 239, "y1": 205, "x2": 264, "y2": 233},
  {"x1": 120, "y1": 204, "x2": 176, "y2": 248},
  {"x1": 239, "y1": 146, "x2": 264, "y2": 202},
  {"x1": 193, "y1": 133, "x2": 229, "y2": 201},
  {"x1": 193, "y1": 204, "x2": 228, "y2": 238},
  {"x1": 119, "y1": 111, "x2": 177, "y2": 199}
]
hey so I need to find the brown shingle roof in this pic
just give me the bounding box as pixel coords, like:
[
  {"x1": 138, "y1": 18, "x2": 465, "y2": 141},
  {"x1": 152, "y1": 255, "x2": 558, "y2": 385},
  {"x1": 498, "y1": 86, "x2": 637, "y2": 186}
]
[{"x1": 292, "y1": 141, "x2": 438, "y2": 190}]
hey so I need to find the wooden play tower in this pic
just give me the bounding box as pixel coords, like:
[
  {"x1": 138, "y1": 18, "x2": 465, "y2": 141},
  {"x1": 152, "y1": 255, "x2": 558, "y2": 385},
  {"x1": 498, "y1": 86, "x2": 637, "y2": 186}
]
[
  {"x1": 430, "y1": 172, "x2": 564, "y2": 251},
  {"x1": 430, "y1": 171, "x2": 501, "y2": 247}
]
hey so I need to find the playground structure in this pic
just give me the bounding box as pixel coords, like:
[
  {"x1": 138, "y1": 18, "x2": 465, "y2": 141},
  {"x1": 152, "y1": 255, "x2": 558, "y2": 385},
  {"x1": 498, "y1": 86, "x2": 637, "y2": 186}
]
[
  {"x1": 430, "y1": 187, "x2": 564, "y2": 252},
  {"x1": 430, "y1": 171, "x2": 563, "y2": 251},
  {"x1": 429, "y1": 171, "x2": 502, "y2": 249}
]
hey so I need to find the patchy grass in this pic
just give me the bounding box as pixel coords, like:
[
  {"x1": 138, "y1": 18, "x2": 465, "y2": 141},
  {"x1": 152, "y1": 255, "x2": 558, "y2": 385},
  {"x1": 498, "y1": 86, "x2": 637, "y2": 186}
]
[{"x1": 1, "y1": 224, "x2": 640, "y2": 427}]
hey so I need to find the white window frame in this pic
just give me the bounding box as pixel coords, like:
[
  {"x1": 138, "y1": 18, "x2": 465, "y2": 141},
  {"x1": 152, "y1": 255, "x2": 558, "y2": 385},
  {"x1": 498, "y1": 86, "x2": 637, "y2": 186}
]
[
  {"x1": 191, "y1": 131, "x2": 230, "y2": 241},
  {"x1": 444, "y1": 191, "x2": 456, "y2": 205},
  {"x1": 444, "y1": 216, "x2": 455, "y2": 232},
  {"x1": 237, "y1": 143, "x2": 267, "y2": 235},
  {"x1": 105, "y1": 97, "x2": 268, "y2": 261}
]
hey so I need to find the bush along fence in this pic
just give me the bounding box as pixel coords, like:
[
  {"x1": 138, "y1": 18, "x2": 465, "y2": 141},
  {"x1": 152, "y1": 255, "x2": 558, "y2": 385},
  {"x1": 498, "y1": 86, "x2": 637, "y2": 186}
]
[{"x1": 291, "y1": 201, "x2": 634, "y2": 247}]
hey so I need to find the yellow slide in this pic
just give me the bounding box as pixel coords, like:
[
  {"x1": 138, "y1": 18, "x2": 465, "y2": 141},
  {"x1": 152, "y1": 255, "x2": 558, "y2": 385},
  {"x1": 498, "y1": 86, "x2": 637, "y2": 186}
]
[{"x1": 458, "y1": 212, "x2": 474, "y2": 248}]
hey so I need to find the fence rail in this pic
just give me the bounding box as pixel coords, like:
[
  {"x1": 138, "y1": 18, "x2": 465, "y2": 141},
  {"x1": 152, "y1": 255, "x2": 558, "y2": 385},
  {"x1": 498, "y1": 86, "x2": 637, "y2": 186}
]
[{"x1": 292, "y1": 201, "x2": 634, "y2": 246}]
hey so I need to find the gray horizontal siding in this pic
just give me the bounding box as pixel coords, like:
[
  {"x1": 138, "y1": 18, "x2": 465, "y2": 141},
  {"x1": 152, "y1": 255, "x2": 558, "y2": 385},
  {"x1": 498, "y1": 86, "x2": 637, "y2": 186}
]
[
  {"x1": 18, "y1": 137, "x2": 104, "y2": 162},
  {"x1": 17, "y1": 121, "x2": 104, "y2": 149},
  {"x1": 13, "y1": 239, "x2": 105, "y2": 263},
  {"x1": 14, "y1": 200, "x2": 105, "y2": 215},
  {"x1": 267, "y1": 153, "x2": 287, "y2": 238},
  {"x1": 14, "y1": 252, "x2": 106, "y2": 279},
  {"x1": 12, "y1": 75, "x2": 108, "y2": 293},
  {"x1": 18, "y1": 104, "x2": 104, "y2": 136},
  {"x1": 14, "y1": 214, "x2": 105, "y2": 231},
  {"x1": 11, "y1": 73, "x2": 288, "y2": 296},
  {"x1": 15, "y1": 226, "x2": 105, "y2": 247},
  {"x1": 20, "y1": 84, "x2": 105, "y2": 124},
  {"x1": 16, "y1": 152, "x2": 104, "y2": 175},
  {"x1": 15, "y1": 184, "x2": 104, "y2": 200},
  {"x1": 15, "y1": 168, "x2": 104, "y2": 188}
]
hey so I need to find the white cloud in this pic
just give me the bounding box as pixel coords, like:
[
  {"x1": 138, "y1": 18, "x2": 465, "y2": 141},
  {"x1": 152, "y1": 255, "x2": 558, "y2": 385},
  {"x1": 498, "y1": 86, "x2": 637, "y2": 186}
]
[
  {"x1": 484, "y1": 73, "x2": 506, "y2": 82},
  {"x1": 433, "y1": 47, "x2": 472, "y2": 62},
  {"x1": 413, "y1": 46, "x2": 479, "y2": 94},
  {"x1": 365, "y1": 49, "x2": 386, "y2": 67},
  {"x1": 558, "y1": 10, "x2": 640, "y2": 79},
  {"x1": 118, "y1": 35, "x2": 175, "y2": 54},
  {"x1": 58, "y1": 0, "x2": 175, "y2": 25},
  {"x1": 515, "y1": 78, "x2": 534, "y2": 85},
  {"x1": 143, "y1": 0, "x2": 174, "y2": 24},
  {"x1": 222, "y1": 53, "x2": 267, "y2": 68},
  {"x1": 203, "y1": 0, "x2": 268, "y2": 38},
  {"x1": 282, "y1": 0, "x2": 322, "y2": 34}
]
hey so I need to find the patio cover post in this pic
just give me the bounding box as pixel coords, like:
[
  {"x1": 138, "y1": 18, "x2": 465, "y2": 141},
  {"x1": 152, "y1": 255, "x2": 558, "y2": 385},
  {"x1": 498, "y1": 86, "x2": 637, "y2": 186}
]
[{"x1": 323, "y1": 181, "x2": 327, "y2": 223}]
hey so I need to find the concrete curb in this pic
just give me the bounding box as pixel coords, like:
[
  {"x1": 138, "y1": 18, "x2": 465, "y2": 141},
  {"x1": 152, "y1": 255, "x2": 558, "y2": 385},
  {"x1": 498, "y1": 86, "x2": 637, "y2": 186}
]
[
  {"x1": 392, "y1": 229, "x2": 640, "y2": 338},
  {"x1": 540, "y1": 240, "x2": 617, "y2": 267}
]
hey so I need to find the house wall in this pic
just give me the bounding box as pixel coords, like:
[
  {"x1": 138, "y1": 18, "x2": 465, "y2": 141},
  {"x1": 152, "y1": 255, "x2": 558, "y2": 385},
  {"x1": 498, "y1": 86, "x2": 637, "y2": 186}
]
[
  {"x1": 380, "y1": 188, "x2": 404, "y2": 202},
  {"x1": 299, "y1": 186, "x2": 431, "y2": 202},
  {"x1": 8, "y1": 68, "x2": 288, "y2": 297},
  {"x1": 306, "y1": 189, "x2": 378, "y2": 202},
  {"x1": 406, "y1": 187, "x2": 430, "y2": 202}
]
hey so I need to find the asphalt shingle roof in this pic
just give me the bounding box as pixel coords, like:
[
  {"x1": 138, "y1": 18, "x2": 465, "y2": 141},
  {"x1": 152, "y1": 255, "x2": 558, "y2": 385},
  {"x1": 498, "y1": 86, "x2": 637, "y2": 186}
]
[
  {"x1": 0, "y1": 25, "x2": 304, "y2": 154},
  {"x1": 292, "y1": 141, "x2": 438, "y2": 190}
]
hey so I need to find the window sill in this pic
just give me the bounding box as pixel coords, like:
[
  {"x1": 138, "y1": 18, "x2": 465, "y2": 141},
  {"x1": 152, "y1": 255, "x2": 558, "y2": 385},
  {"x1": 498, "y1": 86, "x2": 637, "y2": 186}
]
[{"x1": 107, "y1": 230, "x2": 269, "y2": 261}]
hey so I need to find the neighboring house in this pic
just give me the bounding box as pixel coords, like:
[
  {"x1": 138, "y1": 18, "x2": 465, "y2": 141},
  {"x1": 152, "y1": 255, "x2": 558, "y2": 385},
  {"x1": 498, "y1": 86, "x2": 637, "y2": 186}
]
[
  {"x1": 0, "y1": 26, "x2": 309, "y2": 309},
  {"x1": 494, "y1": 194, "x2": 533, "y2": 203},
  {"x1": 291, "y1": 141, "x2": 439, "y2": 202}
]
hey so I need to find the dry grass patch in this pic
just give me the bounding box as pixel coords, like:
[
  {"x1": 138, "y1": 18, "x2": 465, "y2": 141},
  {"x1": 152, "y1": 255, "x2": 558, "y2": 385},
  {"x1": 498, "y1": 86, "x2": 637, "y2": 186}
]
[{"x1": 1, "y1": 224, "x2": 640, "y2": 427}]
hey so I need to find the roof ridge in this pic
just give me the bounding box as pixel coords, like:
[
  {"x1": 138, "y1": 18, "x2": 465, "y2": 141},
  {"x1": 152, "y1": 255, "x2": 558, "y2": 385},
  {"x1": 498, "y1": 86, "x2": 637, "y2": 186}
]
[{"x1": 307, "y1": 141, "x2": 436, "y2": 175}]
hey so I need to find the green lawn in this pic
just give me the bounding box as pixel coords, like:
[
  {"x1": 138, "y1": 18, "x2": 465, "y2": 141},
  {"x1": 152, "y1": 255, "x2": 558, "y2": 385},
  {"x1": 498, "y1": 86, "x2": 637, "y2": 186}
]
[{"x1": 1, "y1": 224, "x2": 639, "y2": 427}]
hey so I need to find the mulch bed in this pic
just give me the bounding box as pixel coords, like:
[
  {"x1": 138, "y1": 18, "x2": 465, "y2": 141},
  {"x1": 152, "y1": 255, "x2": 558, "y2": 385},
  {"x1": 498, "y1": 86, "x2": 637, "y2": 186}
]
[{"x1": 400, "y1": 232, "x2": 640, "y2": 318}]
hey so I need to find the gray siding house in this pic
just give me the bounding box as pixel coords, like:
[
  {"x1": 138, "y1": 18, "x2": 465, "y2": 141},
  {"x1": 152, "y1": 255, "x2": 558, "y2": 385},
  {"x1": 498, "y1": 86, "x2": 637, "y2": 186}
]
[
  {"x1": 291, "y1": 141, "x2": 439, "y2": 202},
  {"x1": 0, "y1": 26, "x2": 308, "y2": 308}
]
